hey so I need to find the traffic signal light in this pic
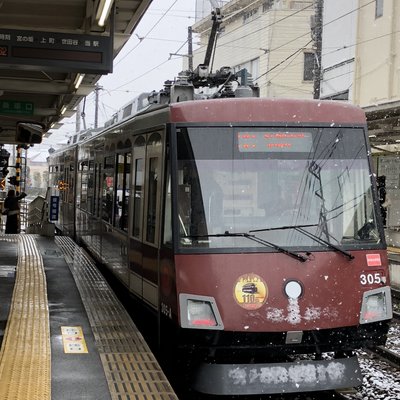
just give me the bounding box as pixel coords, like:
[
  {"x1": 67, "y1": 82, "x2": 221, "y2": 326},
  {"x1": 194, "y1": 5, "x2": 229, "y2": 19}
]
[
  {"x1": 8, "y1": 176, "x2": 17, "y2": 186},
  {"x1": 0, "y1": 148, "x2": 10, "y2": 168}
]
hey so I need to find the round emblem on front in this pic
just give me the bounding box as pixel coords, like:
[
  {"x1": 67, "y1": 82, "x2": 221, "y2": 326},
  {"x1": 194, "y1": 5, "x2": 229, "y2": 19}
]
[
  {"x1": 234, "y1": 273, "x2": 268, "y2": 310},
  {"x1": 284, "y1": 280, "x2": 303, "y2": 299}
]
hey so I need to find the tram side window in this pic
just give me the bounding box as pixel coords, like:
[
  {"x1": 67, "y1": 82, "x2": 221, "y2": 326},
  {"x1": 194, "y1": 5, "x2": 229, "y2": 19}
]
[
  {"x1": 122, "y1": 153, "x2": 131, "y2": 231},
  {"x1": 102, "y1": 156, "x2": 115, "y2": 224},
  {"x1": 114, "y1": 154, "x2": 124, "y2": 228},
  {"x1": 114, "y1": 153, "x2": 131, "y2": 231},
  {"x1": 145, "y1": 132, "x2": 162, "y2": 245},
  {"x1": 87, "y1": 160, "x2": 95, "y2": 214},
  {"x1": 146, "y1": 157, "x2": 159, "y2": 243},
  {"x1": 67, "y1": 164, "x2": 75, "y2": 204},
  {"x1": 95, "y1": 162, "x2": 102, "y2": 218},
  {"x1": 80, "y1": 161, "x2": 89, "y2": 210},
  {"x1": 132, "y1": 158, "x2": 144, "y2": 237},
  {"x1": 163, "y1": 161, "x2": 172, "y2": 246}
]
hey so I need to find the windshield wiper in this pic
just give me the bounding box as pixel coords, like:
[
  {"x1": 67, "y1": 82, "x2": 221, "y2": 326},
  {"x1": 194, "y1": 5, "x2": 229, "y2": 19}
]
[
  {"x1": 295, "y1": 227, "x2": 354, "y2": 260},
  {"x1": 182, "y1": 231, "x2": 308, "y2": 262},
  {"x1": 250, "y1": 224, "x2": 354, "y2": 260}
]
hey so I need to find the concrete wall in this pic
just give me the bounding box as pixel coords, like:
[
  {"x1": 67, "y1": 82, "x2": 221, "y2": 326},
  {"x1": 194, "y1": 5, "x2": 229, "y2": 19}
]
[
  {"x1": 320, "y1": 0, "x2": 357, "y2": 100},
  {"x1": 354, "y1": 0, "x2": 400, "y2": 106}
]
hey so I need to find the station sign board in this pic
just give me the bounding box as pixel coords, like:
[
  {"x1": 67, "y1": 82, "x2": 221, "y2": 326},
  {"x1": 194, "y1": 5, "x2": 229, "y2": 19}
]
[
  {"x1": 0, "y1": 29, "x2": 113, "y2": 74},
  {"x1": 0, "y1": 100, "x2": 33, "y2": 116}
]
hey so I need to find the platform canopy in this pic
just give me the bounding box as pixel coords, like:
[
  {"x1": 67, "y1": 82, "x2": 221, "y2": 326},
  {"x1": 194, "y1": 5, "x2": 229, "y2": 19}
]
[{"x1": 0, "y1": 0, "x2": 152, "y2": 145}]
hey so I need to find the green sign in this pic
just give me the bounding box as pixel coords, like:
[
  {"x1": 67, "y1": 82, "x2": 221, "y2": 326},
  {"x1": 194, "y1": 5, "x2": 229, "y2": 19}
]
[{"x1": 0, "y1": 100, "x2": 34, "y2": 116}]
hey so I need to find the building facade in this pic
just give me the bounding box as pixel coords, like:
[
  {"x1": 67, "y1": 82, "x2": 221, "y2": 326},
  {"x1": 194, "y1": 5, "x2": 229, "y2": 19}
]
[
  {"x1": 191, "y1": 0, "x2": 314, "y2": 98},
  {"x1": 320, "y1": 0, "x2": 358, "y2": 101},
  {"x1": 354, "y1": 0, "x2": 399, "y2": 108},
  {"x1": 320, "y1": 0, "x2": 400, "y2": 246}
]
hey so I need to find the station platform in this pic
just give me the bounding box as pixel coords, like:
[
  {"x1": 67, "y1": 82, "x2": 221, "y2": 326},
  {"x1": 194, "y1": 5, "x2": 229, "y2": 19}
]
[{"x1": 0, "y1": 234, "x2": 178, "y2": 400}]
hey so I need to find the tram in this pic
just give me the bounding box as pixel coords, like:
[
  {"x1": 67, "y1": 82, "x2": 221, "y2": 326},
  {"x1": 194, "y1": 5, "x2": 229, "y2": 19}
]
[{"x1": 48, "y1": 74, "x2": 392, "y2": 395}]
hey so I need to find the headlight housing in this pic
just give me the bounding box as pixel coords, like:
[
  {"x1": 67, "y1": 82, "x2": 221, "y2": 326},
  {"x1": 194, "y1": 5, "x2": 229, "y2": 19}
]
[
  {"x1": 360, "y1": 286, "x2": 392, "y2": 324},
  {"x1": 179, "y1": 293, "x2": 224, "y2": 330}
]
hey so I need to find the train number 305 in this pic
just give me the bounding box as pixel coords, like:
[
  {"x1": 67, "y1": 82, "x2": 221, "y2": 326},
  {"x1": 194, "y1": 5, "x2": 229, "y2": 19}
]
[{"x1": 359, "y1": 272, "x2": 382, "y2": 285}]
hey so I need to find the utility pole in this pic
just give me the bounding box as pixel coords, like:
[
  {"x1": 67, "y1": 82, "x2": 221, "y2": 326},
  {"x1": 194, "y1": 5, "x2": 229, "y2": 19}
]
[
  {"x1": 76, "y1": 102, "x2": 81, "y2": 133},
  {"x1": 188, "y1": 26, "x2": 193, "y2": 72},
  {"x1": 312, "y1": 0, "x2": 323, "y2": 99},
  {"x1": 94, "y1": 84, "x2": 102, "y2": 129}
]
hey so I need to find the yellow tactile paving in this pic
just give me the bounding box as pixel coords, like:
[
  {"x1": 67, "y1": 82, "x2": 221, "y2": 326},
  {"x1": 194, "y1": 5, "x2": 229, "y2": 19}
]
[
  {"x1": 387, "y1": 246, "x2": 400, "y2": 254},
  {"x1": 56, "y1": 236, "x2": 178, "y2": 400},
  {"x1": 0, "y1": 235, "x2": 51, "y2": 400}
]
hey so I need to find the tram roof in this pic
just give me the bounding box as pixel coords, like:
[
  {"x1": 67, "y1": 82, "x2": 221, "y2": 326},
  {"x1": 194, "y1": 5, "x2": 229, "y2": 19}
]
[{"x1": 169, "y1": 98, "x2": 367, "y2": 125}]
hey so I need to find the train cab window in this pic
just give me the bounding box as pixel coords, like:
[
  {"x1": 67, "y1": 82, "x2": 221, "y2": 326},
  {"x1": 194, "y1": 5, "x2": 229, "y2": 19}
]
[
  {"x1": 102, "y1": 155, "x2": 115, "y2": 224},
  {"x1": 175, "y1": 127, "x2": 380, "y2": 250}
]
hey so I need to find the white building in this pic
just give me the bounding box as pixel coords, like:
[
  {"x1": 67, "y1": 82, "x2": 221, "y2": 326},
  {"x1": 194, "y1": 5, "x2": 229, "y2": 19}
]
[
  {"x1": 320, "y1": 0, "x2": 358, "y2": 101},
  {"x1": 191, "y1": 0, "x2": 314, "y2": 98}
]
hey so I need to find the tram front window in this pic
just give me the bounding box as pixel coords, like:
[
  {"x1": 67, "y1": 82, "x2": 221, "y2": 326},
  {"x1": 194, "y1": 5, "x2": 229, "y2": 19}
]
[{"x1": 176, "y1": 127, "x2": 380, "y2": 250}]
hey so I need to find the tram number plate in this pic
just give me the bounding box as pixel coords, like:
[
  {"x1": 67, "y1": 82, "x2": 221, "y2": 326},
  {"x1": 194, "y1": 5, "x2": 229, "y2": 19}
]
[{"x1": 359, "y1": 271, "x2": 383, "y2": 286}]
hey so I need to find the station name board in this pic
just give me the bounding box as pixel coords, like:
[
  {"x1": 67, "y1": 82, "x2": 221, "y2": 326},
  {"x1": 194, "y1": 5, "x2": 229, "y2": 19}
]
[{"x1": 0, "y1": 29, "x2": 113, "y2": 74}]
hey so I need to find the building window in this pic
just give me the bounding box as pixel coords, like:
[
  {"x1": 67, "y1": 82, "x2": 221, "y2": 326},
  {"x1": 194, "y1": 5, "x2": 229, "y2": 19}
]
[
  {"x1": 243, "y1": 7, "x2": 258, "y2": 24},
  {"x1": 321, "y1": 90, "x2": 349, "y2": 101},
  {"x1": 234, "y1": 58, "x2": 260, "y2": 81},
  {"x1": 303, "y1": 52, "x2": 314, "y2": 81},
  {"x1": 262, "y1": 0, "x2": 274, "y2": 12},
  {"x1": 290, "y1": 1, "x2": 311, "y2": 10},
  {"x1": 375, "y1": 0, "x2": 383, "y2": 18}
]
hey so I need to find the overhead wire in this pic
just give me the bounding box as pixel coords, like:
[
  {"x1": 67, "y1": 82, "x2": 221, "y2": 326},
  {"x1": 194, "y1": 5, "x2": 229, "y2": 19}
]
[
  {"x1": 114, "y1": 0, "x2": 179, "y2": 67},
  {"x1": 193, "y1": 3, "x2": 313, "y2": 58},
  {"x1": 267, "y1": 27, "x2": 400, "y2": 88},
  {"x1": 106, "y1": 0, "x2": 379, "y2": 105},
  {"x1": 254, "y1": 0, "x2": 378, "y2": 84},
  {"x1": 110, "y1": 3, "x2": 313, "y2": 94}
]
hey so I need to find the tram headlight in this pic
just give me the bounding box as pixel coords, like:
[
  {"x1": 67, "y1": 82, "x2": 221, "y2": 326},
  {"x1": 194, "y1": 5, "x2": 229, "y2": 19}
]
[
  {"x1": 359, "y1": 287, "x2": 392, "y2": 324},
  {"x1": 179, "y1": 294, "x2": 224, "y2": 330}
]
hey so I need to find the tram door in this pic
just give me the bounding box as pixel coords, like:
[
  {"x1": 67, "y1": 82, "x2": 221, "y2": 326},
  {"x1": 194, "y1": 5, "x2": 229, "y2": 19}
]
[{"x1": 129, "y1": 131, "x2": 164, "y2": 309}]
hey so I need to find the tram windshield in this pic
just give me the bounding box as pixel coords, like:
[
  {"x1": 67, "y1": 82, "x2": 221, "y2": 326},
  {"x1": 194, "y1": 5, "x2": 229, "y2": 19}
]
[{"x1": 175, "y1": 126, "x2": 380, "y2": 251}]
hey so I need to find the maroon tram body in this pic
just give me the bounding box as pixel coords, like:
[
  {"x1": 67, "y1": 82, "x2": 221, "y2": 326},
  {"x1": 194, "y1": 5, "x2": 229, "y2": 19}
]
[{"x1": 49, "y1": 97, "x2": 392, "y2": 395}]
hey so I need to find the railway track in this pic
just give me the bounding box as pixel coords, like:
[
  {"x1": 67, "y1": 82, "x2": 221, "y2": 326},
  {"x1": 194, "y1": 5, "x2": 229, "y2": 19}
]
[
  {"x1": 368, "y1": 345, "x2": 400, "y2": 367},
  {"x1": 365, "y1": 301, "x2": 400, "y2": 368}
]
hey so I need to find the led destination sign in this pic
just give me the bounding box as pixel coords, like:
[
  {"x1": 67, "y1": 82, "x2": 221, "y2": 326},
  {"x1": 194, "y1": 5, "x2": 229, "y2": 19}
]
[
  {"x1": 238, "y1": 131, "x2": 313, "y2": 152},
  {"x1": 0, "y1": 29, "x2": 112, "y2": 74}
]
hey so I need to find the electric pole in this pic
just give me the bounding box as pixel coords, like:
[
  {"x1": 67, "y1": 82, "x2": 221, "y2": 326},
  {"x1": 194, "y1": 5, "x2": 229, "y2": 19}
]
[
  {"x1": 188, "y1": 26, "x2": 193, "y2": 72},
  {"x1": 94, "y1": 84, "x2": 102, "y2": 129},
  {"x1": 313, "y1": 0, "x2": 323, "y2": 99},
  {"x1": 76, "y1": 102, "x2": 81, "y2": 133}
]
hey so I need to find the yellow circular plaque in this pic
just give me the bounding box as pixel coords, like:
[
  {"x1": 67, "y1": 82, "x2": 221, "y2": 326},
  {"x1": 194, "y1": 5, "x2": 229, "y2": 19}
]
[{"x1": 234, "y1": 273, "x2": 268, "y2": 310}]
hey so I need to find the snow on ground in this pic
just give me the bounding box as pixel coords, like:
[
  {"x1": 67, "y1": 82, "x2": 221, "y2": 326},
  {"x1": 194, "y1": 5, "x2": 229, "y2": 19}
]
[{"x1": 343, "y1": 351, "x2": 400, "y2": 400}]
